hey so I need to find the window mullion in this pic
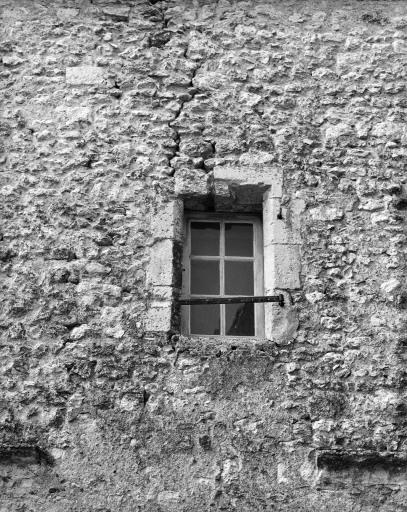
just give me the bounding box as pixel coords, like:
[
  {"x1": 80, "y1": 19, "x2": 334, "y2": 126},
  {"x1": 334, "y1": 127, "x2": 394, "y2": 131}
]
[
  {"x1": 220, "y1": 220, "x2": 225, "y2": 335},
  {"x1": 187, "y1": 219, "x2": 192, "y2": 334},
  {"x1": 254, "y1": 219, "x2": 264, "y2": 337}
]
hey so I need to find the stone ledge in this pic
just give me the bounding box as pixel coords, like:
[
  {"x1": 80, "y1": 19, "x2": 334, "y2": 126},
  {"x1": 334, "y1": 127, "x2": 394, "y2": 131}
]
[{"x1": 170, "y1": 334, "x2": 279, "y2": 357}]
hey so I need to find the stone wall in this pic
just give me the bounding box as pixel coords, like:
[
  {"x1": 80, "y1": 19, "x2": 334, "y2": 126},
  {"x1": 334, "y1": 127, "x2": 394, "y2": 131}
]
[{"x1": 1, "y1": 0, "x2": 407, "y2": 510}]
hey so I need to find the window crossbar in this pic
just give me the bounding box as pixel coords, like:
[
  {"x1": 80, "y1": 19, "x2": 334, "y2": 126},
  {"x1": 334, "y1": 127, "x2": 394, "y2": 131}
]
[{"x1": 179, "y1": 295, "x2": 285, "y2": 307}]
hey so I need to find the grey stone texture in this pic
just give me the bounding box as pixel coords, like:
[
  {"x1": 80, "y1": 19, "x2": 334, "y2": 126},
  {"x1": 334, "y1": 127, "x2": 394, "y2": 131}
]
[{"x1": 1, "y1": 0, "x2": 407, "y2": 510}]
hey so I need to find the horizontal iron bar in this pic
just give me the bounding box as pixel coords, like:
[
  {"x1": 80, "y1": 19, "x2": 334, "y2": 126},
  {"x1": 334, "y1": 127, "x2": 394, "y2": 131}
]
[{"x1": 178, "y1": 295, "x2": 284, "y2": 306}]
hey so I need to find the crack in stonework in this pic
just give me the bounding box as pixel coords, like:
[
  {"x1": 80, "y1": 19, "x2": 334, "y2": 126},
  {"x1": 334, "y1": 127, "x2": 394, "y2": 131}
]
[
  {"x1": 146, "y1": 0, "x2": 169, "y2": 30},
  {"x1": 165, "y1": 1, "x2": 222, "y2": 175},
  {"x1": 145, "y1": 1, "x2": 172, "y2": 47},
  {"x1": 144, "y1": 0, "x2": 205, "y2": 174},
  {"x1": 55, "y1": 338, "x2": 75, "y2": 354},
  {"x1": 166, "y1": 60, "x2": 203, "y2": 175}
]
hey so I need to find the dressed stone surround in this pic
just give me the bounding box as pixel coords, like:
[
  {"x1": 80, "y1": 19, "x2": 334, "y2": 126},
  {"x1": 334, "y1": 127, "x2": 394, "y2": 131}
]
[{"x1": 146, "y1": 166, "x2": 303, "y2": 343}]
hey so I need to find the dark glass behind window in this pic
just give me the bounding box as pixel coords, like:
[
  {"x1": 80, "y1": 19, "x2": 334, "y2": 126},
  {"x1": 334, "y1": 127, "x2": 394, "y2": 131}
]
[
  {"x1": 225, "y1": 261, "x2": 254, "y2": 295},
  {"x1": 191, "y1": 304, "x2": 220, "y2": 335},
  {"x1": 191, "y1": 260, "x2": 220, "y2": 295},
  {"x1": 191, "y1": 222, "x2": 220, "y2": 256},
  {"x1": 225, "y1": 223, "x2": 253, "y2": 256},
  {"x1": 226, "y1": 303, "x2": 254, "y2": 336},
  {"x1": 186, "y1": 217, "x2": 258, "y2": 336}
]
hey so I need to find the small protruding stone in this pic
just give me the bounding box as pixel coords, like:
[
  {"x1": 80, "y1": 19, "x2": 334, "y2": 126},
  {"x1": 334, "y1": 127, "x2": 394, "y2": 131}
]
[
  {"x1": 70, "y1": 324, "x2": 90, "y2": 340},
  {"x1": 102, "y1": 6, "x2": 130, "y2": 22},
  {"x1": 381, "y1": 278, "x2": 401, "y2": 295},
  {"x1": 306, "y1": 291, "x2": 324, "y2": 304},
  {"x1": 2, "y1": 55, "x2": 24, "y2": 66}
]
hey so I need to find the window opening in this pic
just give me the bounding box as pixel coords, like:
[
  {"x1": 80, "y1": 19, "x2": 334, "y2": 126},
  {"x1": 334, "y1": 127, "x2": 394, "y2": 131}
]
[{"x1": 180, "y1": 214, "x2": 283, "y2": 337}]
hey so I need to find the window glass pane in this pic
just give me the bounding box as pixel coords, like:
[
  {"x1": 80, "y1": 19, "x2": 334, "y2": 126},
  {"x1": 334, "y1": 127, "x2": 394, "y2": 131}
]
[
  {"x1": 225, "y1": 223, "x2": 253, "y2": 257},
  {"x1": 226, "y1": 303, "x2": 254, "y2": 336},
  {"x1": 191, "y1": 304, "x2": 220, "y2": 335},
  {"x1": 191, "y1": 260, "x2": 220, "y2": 295},
  {"x1": 191, "y1": 222, "x2": 220, "y2": 256},
  {"x1": 225, "y1": 261, "x2": 253, "y2": 295}
]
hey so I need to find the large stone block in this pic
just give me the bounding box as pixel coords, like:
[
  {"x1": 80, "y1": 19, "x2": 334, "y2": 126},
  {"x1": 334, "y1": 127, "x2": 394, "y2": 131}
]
[
  {"x1": 174, "y1": 169, "x2": 209, "y2": 197},
  {"x1": 264, "y1": 244, "x2": 301, "y2": 291},
  {"x1": 323, "y1": 122, "x2": 352, "y2": 141},
  {"x1": 146, "y1": 240, "x2": 174, "y2": 287},
  {"x1": 102, "y1": 6, "x2": 131, "y2": 21},
  {"x1": 150, "y1": 200, "x2": 183, "y2": 242},
  {"x1": 66, "y1": 66, "x2": 105, "y2": 85},
  {"x1": 144, "y1": 303, "x2": 172, "y2": 332},
  {"x1": 309, "y1": 206, "x2": 344, "y2": 222},
  {"x1": 263, "y1": 194, "x2": 304, "y2": 245}
]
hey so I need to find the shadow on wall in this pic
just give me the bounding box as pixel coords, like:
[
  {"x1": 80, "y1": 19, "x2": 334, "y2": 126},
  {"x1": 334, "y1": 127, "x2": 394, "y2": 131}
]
[
  {"x1": 314, "y1": 449, "x2": 407, "y2": 489},
  {"x1": 0, "y1": 444, "x2": 54, "y2": 466}
]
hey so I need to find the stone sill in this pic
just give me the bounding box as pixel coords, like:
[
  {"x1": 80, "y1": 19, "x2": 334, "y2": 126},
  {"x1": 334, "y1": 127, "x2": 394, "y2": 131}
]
[{"x1": 173, "y1": 334, "x2": 278, "y2": 357}]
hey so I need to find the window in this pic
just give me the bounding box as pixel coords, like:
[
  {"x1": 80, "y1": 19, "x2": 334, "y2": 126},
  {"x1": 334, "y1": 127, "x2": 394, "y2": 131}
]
[{"x1": 181, "y1": 213, "x2": 264, "y2": 337}]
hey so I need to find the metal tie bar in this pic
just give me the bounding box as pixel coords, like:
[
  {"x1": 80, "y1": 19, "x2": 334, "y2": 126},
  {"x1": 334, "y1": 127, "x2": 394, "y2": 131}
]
[{"x1": 178, "y1": 295, "x2": 285, "y2": 307}]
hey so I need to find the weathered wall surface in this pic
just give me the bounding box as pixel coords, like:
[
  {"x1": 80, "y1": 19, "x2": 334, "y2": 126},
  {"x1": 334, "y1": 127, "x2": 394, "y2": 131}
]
[{"x1": 1, "y1": 0, "x2": 407, "y2": 510}]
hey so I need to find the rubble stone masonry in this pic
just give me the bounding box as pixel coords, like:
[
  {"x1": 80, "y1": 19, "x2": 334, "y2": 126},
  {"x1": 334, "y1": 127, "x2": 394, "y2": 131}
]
[{"x1": 1, "y1": 0, "x2": 407, "y2": 510}]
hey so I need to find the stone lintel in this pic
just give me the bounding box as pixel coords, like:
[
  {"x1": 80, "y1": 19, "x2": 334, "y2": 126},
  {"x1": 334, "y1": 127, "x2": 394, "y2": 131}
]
[{"x1": 214, "y1": 166, "x2": 283, "y2": 198}]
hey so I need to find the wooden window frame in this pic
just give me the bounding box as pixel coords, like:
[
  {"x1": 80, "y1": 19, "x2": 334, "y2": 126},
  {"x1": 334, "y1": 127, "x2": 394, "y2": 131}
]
[{"x1": 181, "y1": 212, "x2": 264, "y2": 338}]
